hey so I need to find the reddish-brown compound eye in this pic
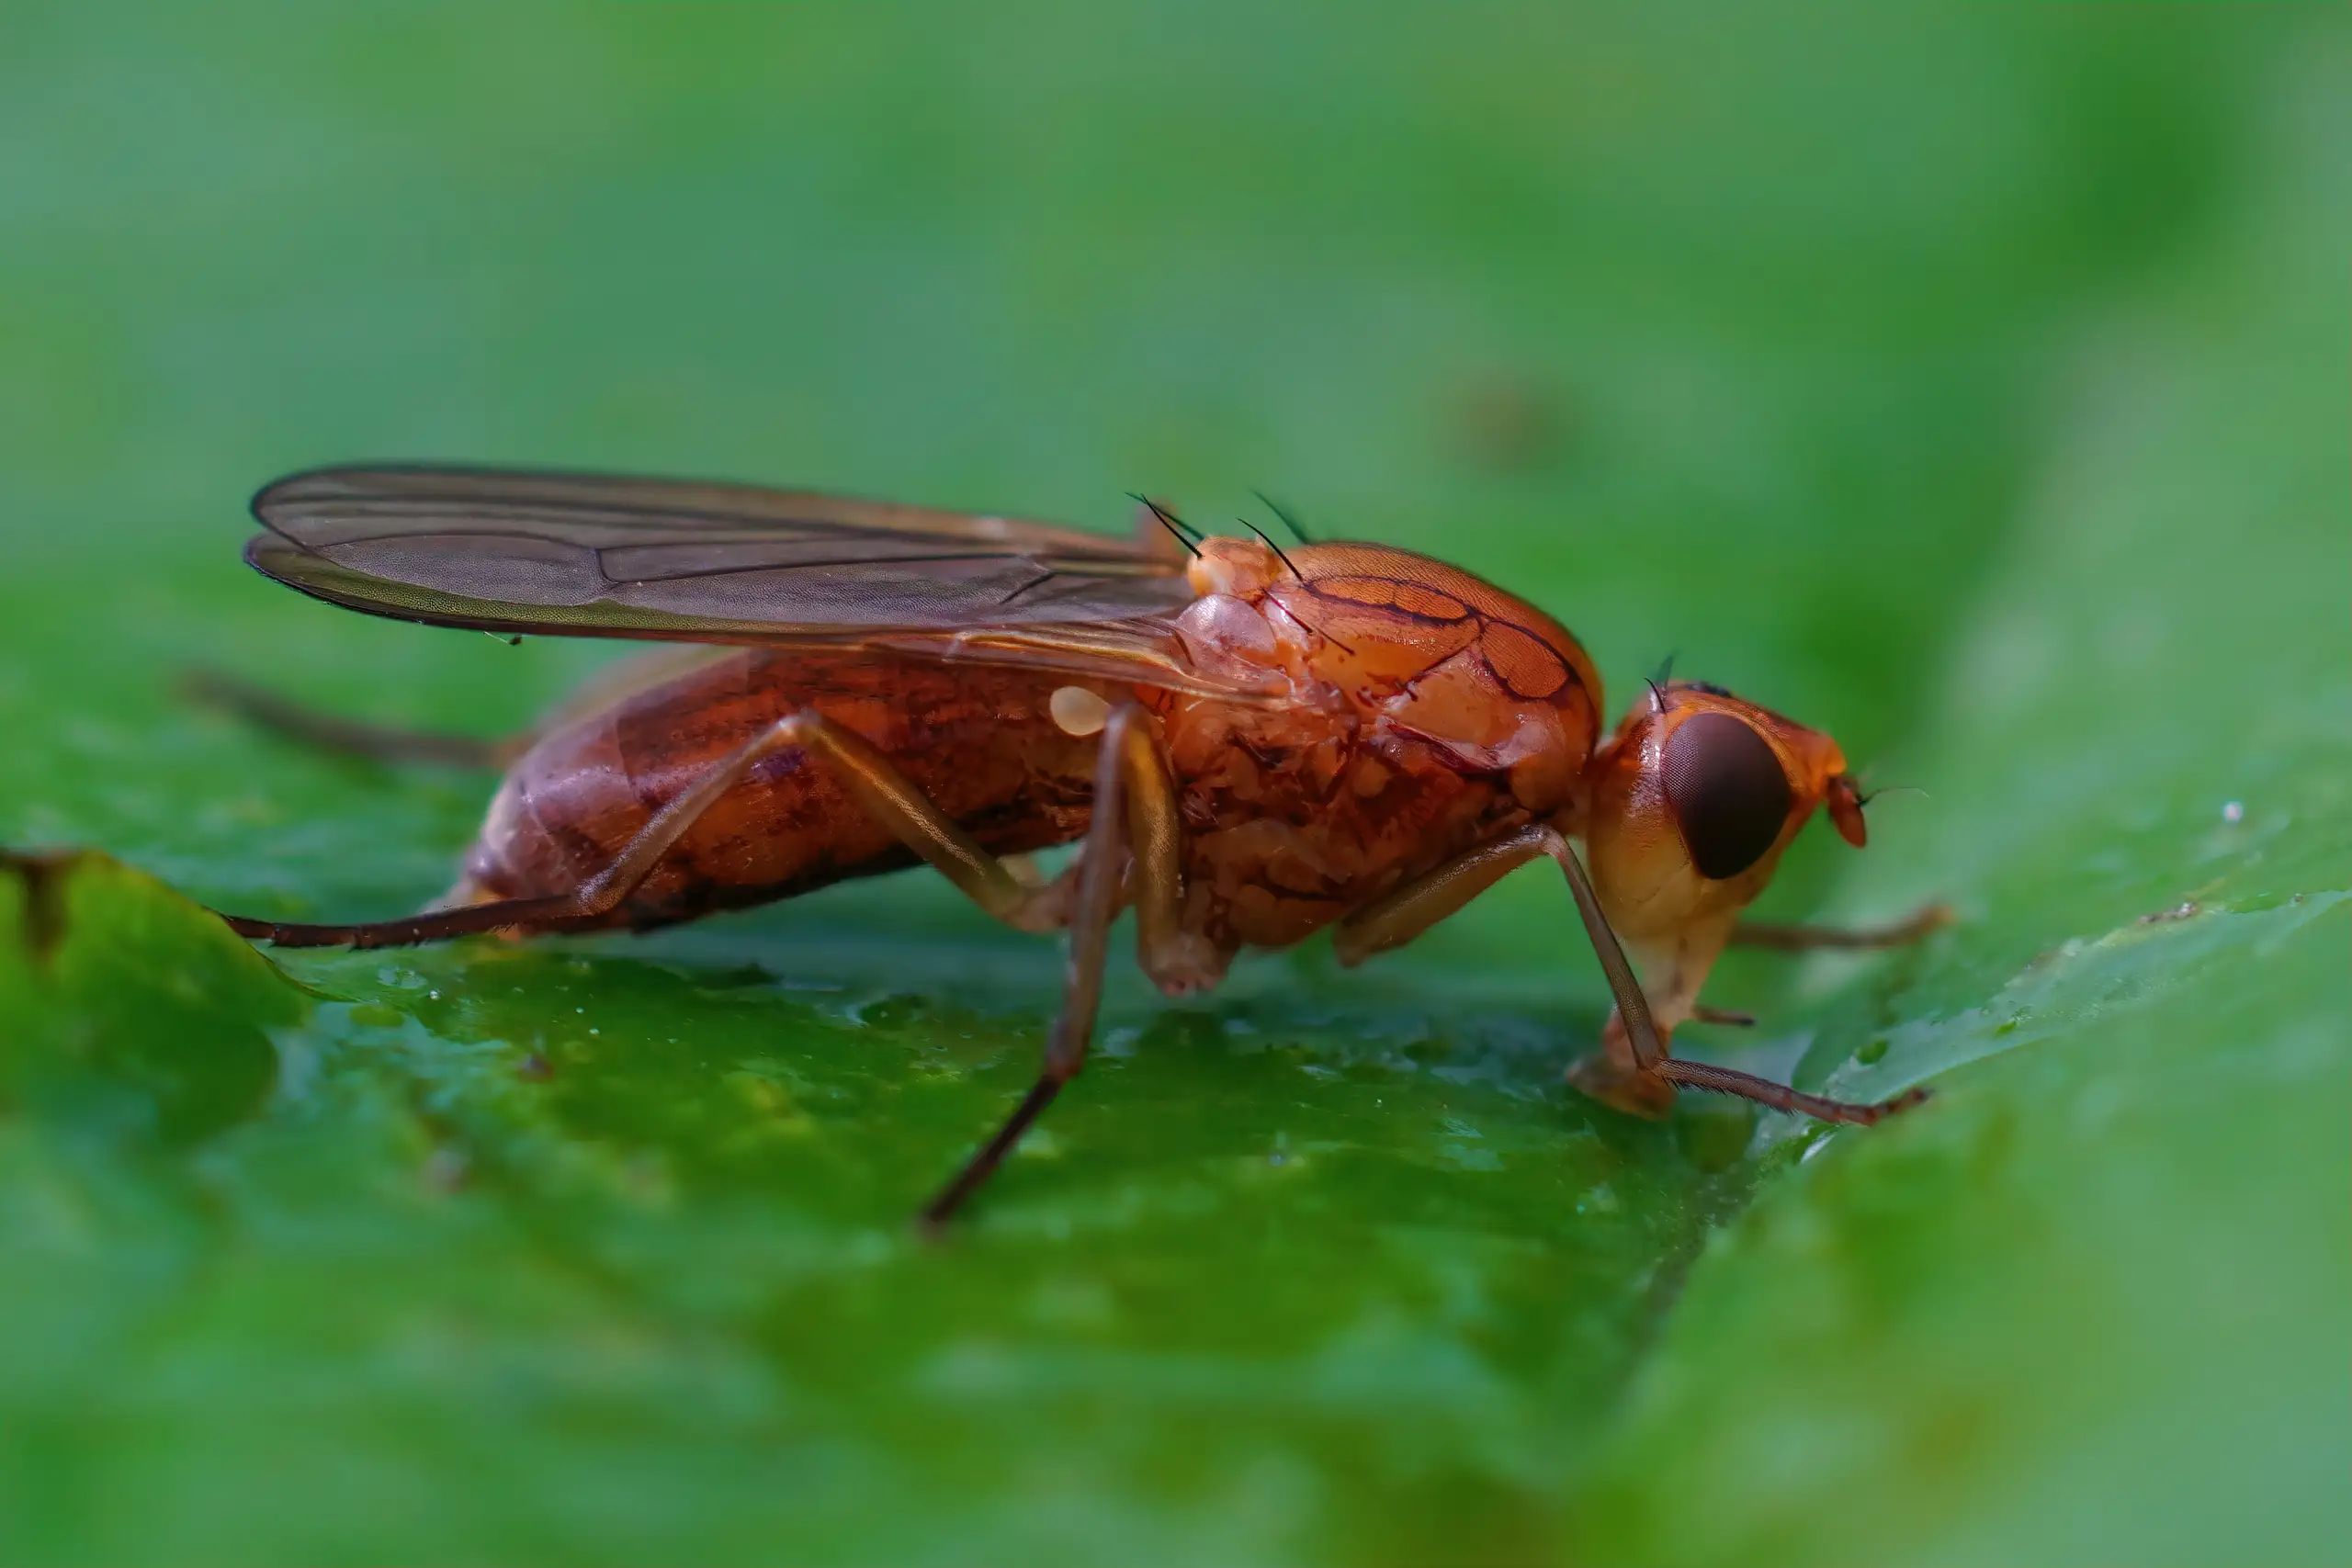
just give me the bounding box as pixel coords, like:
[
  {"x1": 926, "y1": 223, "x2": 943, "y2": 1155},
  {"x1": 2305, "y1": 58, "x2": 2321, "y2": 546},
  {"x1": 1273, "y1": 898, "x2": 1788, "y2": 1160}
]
[{"x1": 1662, "y1": 711, "x2": 1792, "y2": 879}]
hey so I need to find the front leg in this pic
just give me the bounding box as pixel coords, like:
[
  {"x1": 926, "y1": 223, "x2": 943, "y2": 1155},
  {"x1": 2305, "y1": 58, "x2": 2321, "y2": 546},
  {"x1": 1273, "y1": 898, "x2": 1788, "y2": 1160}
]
[
  {"x1": 1566, "y1": 907, "x2": 1951, "y2": 1104},
  {"x1": 1563, "y1": 920, "x2": 1732, "y2": 1120},
  {"x1": 1732, "y1": 904, "x2": 1953, "y2": 950},
  {"x1": 1334, "y1": 828, "x2": 1926, "y2": 1127},
  {"x1": 1332, "y1": 823, "x2": 1674, "y2": 1107}
]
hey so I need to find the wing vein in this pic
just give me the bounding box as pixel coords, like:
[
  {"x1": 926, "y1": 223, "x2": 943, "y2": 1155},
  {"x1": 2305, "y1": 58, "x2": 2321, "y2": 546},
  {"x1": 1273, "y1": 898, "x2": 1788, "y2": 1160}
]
[{"x1": 239, "y1": 463, "x2": 1279, "y2": 700}]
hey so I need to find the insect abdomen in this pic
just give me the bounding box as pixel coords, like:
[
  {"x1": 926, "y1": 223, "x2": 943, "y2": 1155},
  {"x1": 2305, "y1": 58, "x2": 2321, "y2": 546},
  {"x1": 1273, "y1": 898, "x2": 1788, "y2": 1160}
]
[{"x1": 448, "y1": 649, "x2": 1102, "y2": 930}]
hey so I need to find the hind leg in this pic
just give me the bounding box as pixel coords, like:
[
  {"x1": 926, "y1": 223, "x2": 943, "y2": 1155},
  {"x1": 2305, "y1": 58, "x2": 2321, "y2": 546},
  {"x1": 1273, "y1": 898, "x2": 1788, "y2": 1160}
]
[
  {"x1": 214, "y1": 706, "x2": 1114, "y2": 948},
  {"x1": 180, "y1": 667, "x2": 528, "y2": 769},
  {"x1": 213, "y1": 712, "x2": 825, "y2": 947}
]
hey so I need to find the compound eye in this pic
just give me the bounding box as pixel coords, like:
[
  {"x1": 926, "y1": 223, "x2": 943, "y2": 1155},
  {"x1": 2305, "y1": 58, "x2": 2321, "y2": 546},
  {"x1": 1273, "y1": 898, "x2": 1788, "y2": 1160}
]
[{"x1": 1662, "y1": 712, "x2": 1792, "y2": 880}]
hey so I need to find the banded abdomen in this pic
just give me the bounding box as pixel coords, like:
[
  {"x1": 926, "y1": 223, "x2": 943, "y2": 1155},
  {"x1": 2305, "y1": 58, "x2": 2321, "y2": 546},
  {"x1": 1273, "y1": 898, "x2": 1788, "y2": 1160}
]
[{"x1": 448, "y1": 649, "x2": 1105, "y2": 931}]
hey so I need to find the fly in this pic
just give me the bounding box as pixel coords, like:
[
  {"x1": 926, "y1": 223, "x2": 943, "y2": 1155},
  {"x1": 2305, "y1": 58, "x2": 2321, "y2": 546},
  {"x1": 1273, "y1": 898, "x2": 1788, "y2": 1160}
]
[{"x1": 200, "y1": 464, "x2": 1950, "y2": 1225}]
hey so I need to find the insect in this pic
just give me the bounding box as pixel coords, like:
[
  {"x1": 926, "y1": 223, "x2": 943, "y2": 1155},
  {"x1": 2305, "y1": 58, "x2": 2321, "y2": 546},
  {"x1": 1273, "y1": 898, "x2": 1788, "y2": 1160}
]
[{"x1": 204, "y1": 465, "x2": 1948, "y2": 1224}]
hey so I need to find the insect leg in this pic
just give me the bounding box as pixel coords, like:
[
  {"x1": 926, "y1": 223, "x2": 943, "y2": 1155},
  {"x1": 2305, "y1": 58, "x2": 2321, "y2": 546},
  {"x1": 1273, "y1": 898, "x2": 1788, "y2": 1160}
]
[
  {"x1": 920, "y1": 704, "x2": 1148, "y2": 1229},
  {"x1": 1331, "y1": 827, "x2": 1672, "y2": 1113},
  {"x1": 1330, "y1": 825, "x2": 1556, "y2": 966},
  {"x1": 1339, "y1": 829, "x2": 1928, "y2": 1127},
  {"x1": 771, "y1": 711, "x2": 1068, "y2": 933},
  {"x1": 1731, "y1": 904, "x2": 1954, "y2": 950},
  {"x1": 219, "y1": 894, "x2": 585, "y2": 949},
  {"x1": 216, "y1": 710, "x2": 867, "y2": 945},
  {"x1": 181, "y1": 667, "x2": 527, "y2": 769},
  {"x1": 1542, "y1": 832, "x2": 1668, "y2": 1073},
  {"x1": 1546, "y1": 838, "x2": 1932, "y2": 1123},
  {"x1": 1649, "y1": 1058, "x2": 1929, "y2": 1123},
  {"x1": 217, "y1": 705, "x2": 1091, "y2": 949},
  {"x1": 1109, "y1": 714, "x2": 1226, "y2": 994}
]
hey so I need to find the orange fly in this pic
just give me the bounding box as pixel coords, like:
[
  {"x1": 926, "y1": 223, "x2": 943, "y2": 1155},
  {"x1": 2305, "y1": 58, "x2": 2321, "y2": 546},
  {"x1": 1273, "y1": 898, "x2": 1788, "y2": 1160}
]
[{"x1": 203, "y1": 466, "x2": 1948, "y2": 1224}]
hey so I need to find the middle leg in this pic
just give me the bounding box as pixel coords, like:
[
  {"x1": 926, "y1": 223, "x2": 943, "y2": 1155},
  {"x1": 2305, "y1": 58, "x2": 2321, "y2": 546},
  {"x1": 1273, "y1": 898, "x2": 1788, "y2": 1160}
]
[{"x1": 920, "y1": 703, "x2": 1194, "y2": 1227}]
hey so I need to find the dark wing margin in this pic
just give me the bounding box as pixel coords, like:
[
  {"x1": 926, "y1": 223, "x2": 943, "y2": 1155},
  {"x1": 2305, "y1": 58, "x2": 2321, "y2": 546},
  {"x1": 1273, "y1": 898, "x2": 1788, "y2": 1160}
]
[{"x1": 245, "y1": 465, "x2": 1262, "y2": 696}]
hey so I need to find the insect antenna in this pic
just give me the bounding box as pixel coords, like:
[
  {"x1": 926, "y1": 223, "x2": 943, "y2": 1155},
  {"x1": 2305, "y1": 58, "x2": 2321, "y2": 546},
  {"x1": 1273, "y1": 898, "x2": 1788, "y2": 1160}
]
[
  {"x1": 1855, "y1": 783, "x2": 1930, "y2": 811},
  {"x1": 1126, "y1": 492, "x2": 1202, "y2": 558},
  {"x1": 1251, "y1": 490, "x2": 1316, "y2": 545}
]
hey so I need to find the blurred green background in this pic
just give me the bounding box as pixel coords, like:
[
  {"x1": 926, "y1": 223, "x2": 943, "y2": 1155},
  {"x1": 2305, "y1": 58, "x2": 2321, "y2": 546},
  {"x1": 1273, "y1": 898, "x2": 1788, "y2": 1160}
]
[{"x1": 2, "y1": 6, "x2": 2346, "y2": 1563}]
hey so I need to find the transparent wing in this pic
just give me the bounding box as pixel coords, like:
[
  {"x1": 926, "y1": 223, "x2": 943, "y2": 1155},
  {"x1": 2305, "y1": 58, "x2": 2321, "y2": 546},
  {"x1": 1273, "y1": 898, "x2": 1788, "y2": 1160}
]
[{"x1": 245, "y1": 465, "x2": 1260, "y2": 696}]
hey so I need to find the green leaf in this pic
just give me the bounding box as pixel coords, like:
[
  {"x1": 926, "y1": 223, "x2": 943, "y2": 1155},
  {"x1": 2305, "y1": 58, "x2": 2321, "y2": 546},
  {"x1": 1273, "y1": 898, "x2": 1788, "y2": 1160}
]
[
  {"x1": 0, "y1": 849, "x2": 300, "y2": 1147},
  {"x1": 1580, "y1": 51, "x2": 2352, "y2": 1560},
  {"x1": 0, "y1": 7, "x2": 2341, "y2": 1563}
]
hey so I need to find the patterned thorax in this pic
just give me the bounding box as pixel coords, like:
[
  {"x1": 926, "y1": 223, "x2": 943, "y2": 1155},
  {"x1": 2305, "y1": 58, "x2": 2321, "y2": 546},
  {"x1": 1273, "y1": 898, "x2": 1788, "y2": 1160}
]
[{"x1": 1174, "y1": 537, "x2": 1605, "y2": 812}]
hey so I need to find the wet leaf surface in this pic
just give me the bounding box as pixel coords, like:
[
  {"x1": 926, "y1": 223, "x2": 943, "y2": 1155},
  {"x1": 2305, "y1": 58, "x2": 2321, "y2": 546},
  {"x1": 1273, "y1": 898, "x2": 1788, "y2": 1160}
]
[{"x1": 0, "y1": 8, "x2": 2341, "y2": 1562}]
